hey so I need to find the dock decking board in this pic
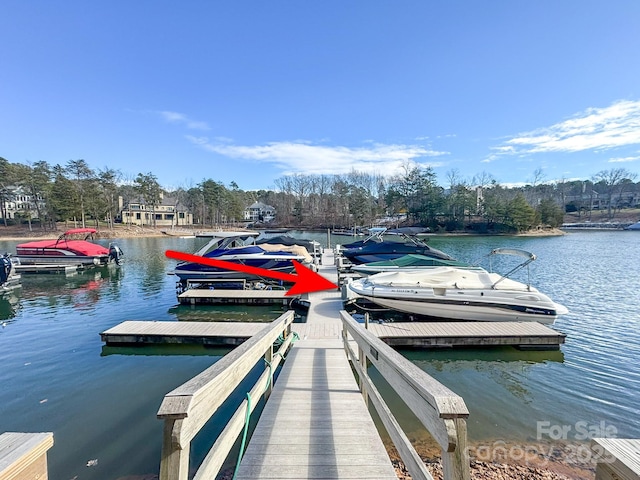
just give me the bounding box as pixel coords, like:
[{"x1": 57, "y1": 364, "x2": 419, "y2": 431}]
[
  {"x1": 101, "y1": 320, "x2": 266, "y2": 346},
  {"x1": 177, "y1": 288, "x2": 297, "y2": 305},
  {"x1": 101, "y1": 319, "x2": 565, "y2": 348}
]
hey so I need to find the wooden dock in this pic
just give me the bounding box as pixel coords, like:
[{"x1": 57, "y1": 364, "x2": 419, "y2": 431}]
[
  {"x1": 177, "y1": 288, "x2": 297, "y2": 306},
  {"x1": 102, "y1": 319, "x2": 565, "y2": 350},
  {"x1": 367, "y1": 320, "x2": 566, "y2": 350},
  {"x1": 101, "y1": 320, "x2": 266, "y2": 346},
  {"x1": 235, "y1": 338, "x2": 398, "y2": 479},
  {"x1": 104, "y1": 248, "x2": 569, "y2": 480},
  {"x1": 150, "y1": 249, "x2": 572, "y2": 480},
  {"x1": 234, "y1": 252, "x2": 398, "y2": 479}
]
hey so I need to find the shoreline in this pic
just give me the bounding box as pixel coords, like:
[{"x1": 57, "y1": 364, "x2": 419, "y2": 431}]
[
  {"x1": 0, "y1": 225, "x2": 569, "y2": 242},
  {"x1": 385, "y1": 438, "x2": 597, "y2": 480}
]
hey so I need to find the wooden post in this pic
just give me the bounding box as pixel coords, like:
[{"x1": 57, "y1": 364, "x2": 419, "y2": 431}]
[
  {"x1": 441, "y1": 418, "x2": 470, "y2": 480},
  {"x1": 159, "y1": 420, "x2": 190, "y2": 480},
  {"x1": 327, "y1": 228, "x2": 331, "y2": 249},
  {"x1": 364, "y1": 312, "x2": 370, "y2": 330},
  {"x1": 358, "y1": 345, "x2": 368, "y2": 407},
  {"x1": 264, "y1": 344, "x2": 274, "y2": 400}
]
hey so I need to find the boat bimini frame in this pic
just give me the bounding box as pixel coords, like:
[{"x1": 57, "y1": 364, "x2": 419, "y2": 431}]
[{"x1": 488, "y1": 248, "x2": 537, "y2": 291}]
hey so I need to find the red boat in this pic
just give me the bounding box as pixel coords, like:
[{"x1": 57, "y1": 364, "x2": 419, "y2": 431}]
[{"x1": 15, "y1": 228, "x2": 122, "y2": 266}]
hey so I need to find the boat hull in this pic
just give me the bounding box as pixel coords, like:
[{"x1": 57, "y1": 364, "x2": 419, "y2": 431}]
[
  {"x1": 347, "y1": 269, "x2": 568, "y2": 324},
  {"x1": 353, "y1": 293, "x2": 561, "y2": 324},
  {"x1": 15, "y1": 252, "x2": 107, "y2": 266}
]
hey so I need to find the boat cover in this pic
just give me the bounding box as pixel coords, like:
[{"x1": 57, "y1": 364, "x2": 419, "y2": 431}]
[
  {"x1": 360, "y1": 254, "x2": 471, "y2": 268},
  {"x1": 16, "y1": 239, "x2": 109, "y2": 256},
  {"x1": 366, "y1": 267, "x2": 531, "y2": 291},
  {"x1": 257, "y1": 235, "x2": 316, "y2": 251},
  {"x1": 258, "y1": 243, "x2": 312, "y2": 262}
]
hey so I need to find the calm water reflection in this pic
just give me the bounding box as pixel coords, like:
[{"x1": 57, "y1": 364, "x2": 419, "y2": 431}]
[{"x1": 0, "y1": 230, "x2": 639, "y2": 479}]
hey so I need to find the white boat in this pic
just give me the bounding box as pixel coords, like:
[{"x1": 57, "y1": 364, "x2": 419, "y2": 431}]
[
  {"x1": 625, "y1": 221, "x2": 640, "y2": 230},
  {"x1": 346, "y1": 249, "x2": 568, "y2": 324}
]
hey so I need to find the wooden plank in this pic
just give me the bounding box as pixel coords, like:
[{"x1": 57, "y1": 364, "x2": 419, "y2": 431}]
[
  {"x1": 101, "y1": 319, "x2": 564, "y2": 349},
  {"x1": 179, "y1": 289, "x2": 290, "y2": 299},
  {"x1": 592, "y1": 438, "x2": 640, "y2": 480},
  {"x1": 157, "y1": 312, "x2": 294, "y2": 446},
  {"x1": 0, "y1": 432, "x2": 54, "y2": 480},
  {"x1": 100, "y1": 320, "x2": 266, "y2": 346},
  {"x1": 177, "y1": 288, "x2": 298, "y2": 306},
  {"x1": 368, "y1": 321, "x2": 565, "y2": 349}
]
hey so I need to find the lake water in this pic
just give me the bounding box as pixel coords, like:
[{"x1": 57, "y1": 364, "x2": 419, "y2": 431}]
[{"x1": 0, "y1": 230, "x2": 638, "y2": 479}]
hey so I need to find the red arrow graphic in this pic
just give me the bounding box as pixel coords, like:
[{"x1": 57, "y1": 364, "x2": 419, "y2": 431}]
[{"x1": 165, "y1": 250, "x2": 338, "y2": 296}]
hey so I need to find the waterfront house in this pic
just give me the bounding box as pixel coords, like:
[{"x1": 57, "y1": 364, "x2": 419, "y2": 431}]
[
  {"x1": 0, "y1": 185, "x2": 46, "y2": 222},
  {"x1": 118, "y1": 194, "x2": 193, "y2": 227},
  {"x1": 244, "y1": 201, "x2": 275, "y2": 223}
]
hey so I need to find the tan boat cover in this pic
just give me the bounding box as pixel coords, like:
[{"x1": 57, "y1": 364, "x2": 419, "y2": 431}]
[
  {"x1": 369, "y1": 267, "x2": 531, "y2": 291},
  {"x1": 258, "y1": 243, "x2": 313, "y2": 263}
]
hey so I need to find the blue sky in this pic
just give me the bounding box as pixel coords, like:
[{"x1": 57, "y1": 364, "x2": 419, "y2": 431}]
[{"x1": 2, "y1": 1, "x2": 640, "y2": 191}]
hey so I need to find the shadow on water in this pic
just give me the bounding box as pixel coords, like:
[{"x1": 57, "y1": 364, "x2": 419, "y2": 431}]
[
  {"x1": 168, "y1": 303, "x2": 287, "y2": 323},
  {"x1": 101, "y1": 344, "x2": 234, "y2": 357},
  {"x1": 0, "y1": 292, "x2": 22, "y2": 322},
  {"x1": 399, "y1": 346, "x2": 565, "y2": 365}
]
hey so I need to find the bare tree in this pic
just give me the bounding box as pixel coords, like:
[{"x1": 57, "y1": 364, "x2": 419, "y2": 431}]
[{"x1": 593, "y1": 168, "x2": 638, "y2": 219}]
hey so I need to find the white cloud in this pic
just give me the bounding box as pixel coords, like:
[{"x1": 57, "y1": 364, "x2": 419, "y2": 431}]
[
  {"x1": 187, "y1": 138, "x2": 448, "y2": 175},
  {"x1": 157, "y1": 111, "x2": 210, "y2": 130},
  {"x1": 608, "y1": 155, "x2": 640, "y2": 163},
  {"x1": 490, "y1": 100, "x2": 640, "y2": 159}
]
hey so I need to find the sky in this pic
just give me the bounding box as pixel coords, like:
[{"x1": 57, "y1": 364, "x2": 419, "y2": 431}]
[{"x1": 2, "y1": 1, "x2": 640, "y2": 191}]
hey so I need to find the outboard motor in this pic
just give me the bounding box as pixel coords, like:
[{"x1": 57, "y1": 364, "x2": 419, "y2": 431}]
[
  {"x1": 0, "y1": 253, "x2": 12, "y2": 286},
  {"x1": 108, "y1": 243, "x2": 124, "y2": 265}
]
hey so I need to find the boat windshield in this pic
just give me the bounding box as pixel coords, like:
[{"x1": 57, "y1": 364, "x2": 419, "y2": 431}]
[{"x1": 192, "y1": 231, "x2": 260, "y2": 256}]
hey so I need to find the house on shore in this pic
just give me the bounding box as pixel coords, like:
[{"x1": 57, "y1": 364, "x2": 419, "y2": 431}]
[
  {"x1": 118, "y1": 194, "x2": 193, "y2": 227},
  {"x1": 0, "y1": 185, "x2": 46, "y2": 222},
  {"x1": 244, "y1": 202, "x2": 275, "y2": 223}
]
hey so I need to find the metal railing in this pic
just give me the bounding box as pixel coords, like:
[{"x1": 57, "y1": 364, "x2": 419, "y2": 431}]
[
  {"x1": 156, "y1": 311, "x2": 295, "y2": 480},
  {"x1": 340, "y1": 310, "x2": 471, "y2": 480}
]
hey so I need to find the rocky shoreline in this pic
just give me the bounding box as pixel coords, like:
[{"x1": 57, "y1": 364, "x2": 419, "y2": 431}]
[
  {"x1": 384, "y1": 438, "x2": 597, "y2": 480},
  {"x1": 392, "y1": 458, "x2": 586, "y2": 480}
]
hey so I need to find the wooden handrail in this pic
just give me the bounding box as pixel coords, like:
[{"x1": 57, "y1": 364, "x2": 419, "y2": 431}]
[
  {"x1": 340, "y1": 310, "x2": 471, "y2": 480},
  {"x1": 157, "y1": 311, "x2": 295, "y2": 480}
]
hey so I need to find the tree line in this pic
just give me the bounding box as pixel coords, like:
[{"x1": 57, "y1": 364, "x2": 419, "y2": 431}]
[{"x1": 1, "y1": 156, "x2": 638, "y2": 233}]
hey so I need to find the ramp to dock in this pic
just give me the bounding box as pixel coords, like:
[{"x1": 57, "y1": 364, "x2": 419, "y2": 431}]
[
  {"x1": 236, "y1": 250, "x2": 398, "y2": 479},
  {"x1": 236, "y1": 339, "x2": 397, "y2": 479}
]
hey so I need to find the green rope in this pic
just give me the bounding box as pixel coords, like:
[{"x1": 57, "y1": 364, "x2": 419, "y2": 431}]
[
  {"x1": 232, "y1": 392, "x2": 252, "y2": 480},
  {"x1": 231, "y1": 331, "x2": 299, "y2": 479}
]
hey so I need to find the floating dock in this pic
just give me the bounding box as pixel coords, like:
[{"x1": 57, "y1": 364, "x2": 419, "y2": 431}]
[
  {"x1": 177, "y1": 288, "x2": 298, "y2": 306},
  {"x1": 13, "y1": 263, "x2": 81, "y2": 275},
  {"x1": 101, "y1": 320, "x2": 265, "y2": 346},
  {"x1": 367, "y1": 320, "x2": 566, "y2": 350},
  {"x1": 102, "y1": 319, "x2": 565, "y2": 350}
]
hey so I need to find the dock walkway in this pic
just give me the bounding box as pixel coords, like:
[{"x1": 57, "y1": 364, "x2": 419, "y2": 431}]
[{"x1": 235, "y1": 250, "x2": 398, "y2": 479}]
